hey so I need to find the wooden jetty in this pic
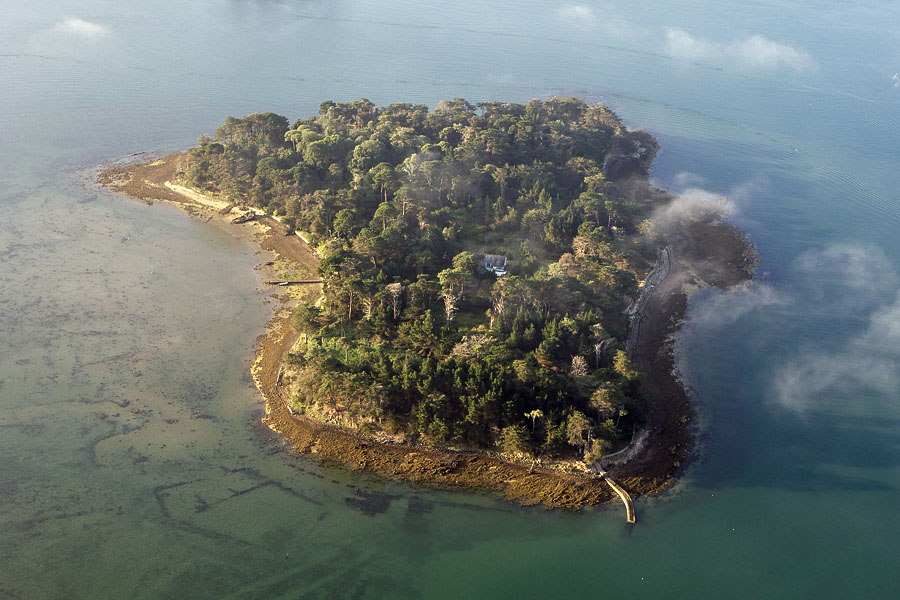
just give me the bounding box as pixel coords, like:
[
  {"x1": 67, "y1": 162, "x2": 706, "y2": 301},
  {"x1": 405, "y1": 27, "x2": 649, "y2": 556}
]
[
  {"x1": 596, "y1": 467, "x2": 636, "y2": 523},
  {"x1": 264, "y1": 280, "x2": 323, "y2": 286}
]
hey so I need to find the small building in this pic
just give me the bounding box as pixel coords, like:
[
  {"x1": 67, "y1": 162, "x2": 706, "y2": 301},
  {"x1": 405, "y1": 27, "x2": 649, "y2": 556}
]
[{"x1": 474, "y1": 253, "x2": 508, "y2": 277}]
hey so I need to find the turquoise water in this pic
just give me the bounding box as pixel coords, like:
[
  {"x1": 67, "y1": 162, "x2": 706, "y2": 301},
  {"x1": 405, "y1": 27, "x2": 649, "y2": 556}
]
[{"x1": 2, "y1": 1, "x2": 900, "y2": 597}]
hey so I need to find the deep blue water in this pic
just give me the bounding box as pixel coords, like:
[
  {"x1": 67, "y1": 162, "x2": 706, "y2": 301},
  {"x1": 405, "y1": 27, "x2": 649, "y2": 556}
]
[{"x1": 2, "y1": 1, "x2": 900, "y2": 597}]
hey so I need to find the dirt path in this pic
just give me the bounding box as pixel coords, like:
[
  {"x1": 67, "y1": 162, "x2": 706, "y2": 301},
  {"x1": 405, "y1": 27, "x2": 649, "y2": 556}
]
[{"x1": 164, "y1": 181, "x2": 233, "y2": 212}]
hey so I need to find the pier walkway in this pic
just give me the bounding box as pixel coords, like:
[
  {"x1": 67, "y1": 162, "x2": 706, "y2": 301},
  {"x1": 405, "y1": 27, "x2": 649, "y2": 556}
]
[{"x1": 596, "y1": 467, "x2": 635, "y2": 523}]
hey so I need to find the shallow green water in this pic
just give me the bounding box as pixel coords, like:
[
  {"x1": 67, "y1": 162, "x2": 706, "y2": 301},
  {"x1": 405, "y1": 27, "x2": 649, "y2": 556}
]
[{"x1": 2, "y1": 1, "x2": 900, "y2": 597}]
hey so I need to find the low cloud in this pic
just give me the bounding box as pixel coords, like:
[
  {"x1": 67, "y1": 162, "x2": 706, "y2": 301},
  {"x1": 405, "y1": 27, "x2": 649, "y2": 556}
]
[
  {"x1": 794, "y1": 244, "x2": 898, "y2": 311},
  {"x1": 773, "y1": 352, "x2": 846, "y2": 414},
  {"x1": 773, "y1": 311, "x2": 900, "y2": 414},
  {"x1": 50, "y1": 18, "x2": 109, "y2": 37},
  {"x1": 665, "y1": 28, "x2": 714, "y2": 63},
  {"x1": 671, "y1": 172, "x2": 706, "y2": 191},
  {"x1": 555, "y1": 4, "x2": 597, "y2": 28},
  {"x1": 795, "y1": 244, "x2": 897, "y2": 290},
  {"x1": 727, "y1": 35, "x2": 811, "y2": 71},
  {"x1": 688, "y1": 282, "x2": 788, "y2": 328},
  {"x1": 554, "y1": 3, "x2": 649, "y2": 39},
  {"x1": 665, "y1": 28, "x2": 812, "y2": 71},
  {"x1": 652, "y1": 187, "x2": 734, "y2": 229},
  {"x1": 772, "y1": 244, "x2": 900, "y2": 413},
  {"x1": 857, "y1": 291, "x2": 900, "y2": 354}
]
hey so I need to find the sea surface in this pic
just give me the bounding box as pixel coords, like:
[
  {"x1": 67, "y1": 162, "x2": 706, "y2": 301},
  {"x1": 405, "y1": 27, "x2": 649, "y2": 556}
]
[{"x1": 2, "y1": 1, "x2": 900, "y2": 597}]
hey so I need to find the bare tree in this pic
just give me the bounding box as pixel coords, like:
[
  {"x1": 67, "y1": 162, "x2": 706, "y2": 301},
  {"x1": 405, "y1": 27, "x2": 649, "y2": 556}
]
[
  {"x1": 490, "y1": 279, "x2": 509, "y2": 328},
  {"x1": 440, "y1": 289, "x2": 460, "y2": 323},
  {"x1": 570, "y1": 355, "x2": 588, "y2": 377},
  {"x1": 362, "y1": 292, "x2": 376, "y2": 320},
  {"x1": 343, "y1": 278, "x2": 363, "y2": 322},
  {"x1": 385, "y1": 282, "x2": 403, "y2": 320}
]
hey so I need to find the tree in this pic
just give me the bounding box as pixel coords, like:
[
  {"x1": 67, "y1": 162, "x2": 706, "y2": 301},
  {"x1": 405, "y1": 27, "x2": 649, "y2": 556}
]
[
  {"x1": 293, "y1": 301, "x2": 321, "y2": 341},
  {"x1": 613, "y1": 350, "x2": 638, "y2": 381},
  {"x1": 576, "y1": 190, "x2": 604, "y2": 225},
  {"x1": 570, "y1": 355, "x2": 588, "y2": 377},
  {"x1": 525, "y1": 409, "x2": 544, "y2": 433},
  {"x1": 350, "y1": 139, "x2": 389, "y2": 177},
  {"x1": 394, "y1": 186, "x2": 414, "y2": 217},
  {"x1": 588, "y1": 438, "x2": 611, "y2": 462},
  {"x1": 385, "y1": 282, "x2": 403, "y2": 320},
  {"x1": 521, "y1": 208, "x2": 548, "y2": 242},
  {"x1": 451, "y1": 251, "x2": 480, "y2": 277},
  {"x1": 361, "y1": 284, "x2": 377, "y2": 320},
  {"x1": 440, "y1": 289, "x2": 460, "y2": 323},
  {"x1": 215, "y1": 112, "x2": 289, "y2": 148},
  {"x1": 401, "y1": 308, "x2": 439, "y2": 355},
  {"x1": 372, "y1": 201, "x2": 398, "y2": 232},
  {"x1": 490, "y1": 278, "x2": 511, "y2": 328},
  {"x1": 500, "y1": 424, "x2": 530, "y2": 456},
  {"x1": 333, "y1": 208, "x2": 356, "y2": 240},
  {"x1": 343, "y1": 276, "x2": 365, "y2": 321},
  {"x1": 512, "y1": 357, "x2": 534, "y2": 383},
  {"x1": 589, "y1": 386, "x2": 623, "y2": 420},
  {"x1": 370, "y1": 163, "x2": 400, "y2": 204},
  {"x1": 408, "y1": 275, "x2": 440, "y2": 312},
  {"x1": 438, "y1": 267, "x2": 471, "y2": 297},
  {"x1": 566, "y1": 410, "x2": 591, "y2": 456},
  {"x1": 605, "y1": 199, "x2": 628, "y2": 230},
  {"x1": 285, "y1": 128, "x2": 304, "y2": 152}
]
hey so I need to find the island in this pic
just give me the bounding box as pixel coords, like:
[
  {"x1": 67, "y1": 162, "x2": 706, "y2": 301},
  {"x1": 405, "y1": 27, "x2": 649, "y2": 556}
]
[{"x1": 99, "y1": 97, "x2": 756, "y2": 515}]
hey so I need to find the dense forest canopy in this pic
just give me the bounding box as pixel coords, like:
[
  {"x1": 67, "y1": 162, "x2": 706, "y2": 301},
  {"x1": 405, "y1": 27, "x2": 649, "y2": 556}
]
[{"x1": 180, "y1": 97, "x2": 662, "y2": 461}]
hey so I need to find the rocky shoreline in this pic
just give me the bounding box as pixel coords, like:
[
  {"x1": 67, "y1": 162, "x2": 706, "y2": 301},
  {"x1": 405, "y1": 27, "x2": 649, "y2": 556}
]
[
  {"x1": 99, "y1": 143, "x2": 756, "y2": 510},
  {"x1": 613, "y1": 175, "x2": 758, "y2": 495}
]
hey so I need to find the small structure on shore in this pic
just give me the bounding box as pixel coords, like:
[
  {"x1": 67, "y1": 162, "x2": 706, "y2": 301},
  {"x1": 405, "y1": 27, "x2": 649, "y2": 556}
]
[
  {"x1": 232, "y1": 211, "x2": 257, "y2": 224},
  {"x1": 264, "y1": 279, "x2": 323, "y2": 286}
]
